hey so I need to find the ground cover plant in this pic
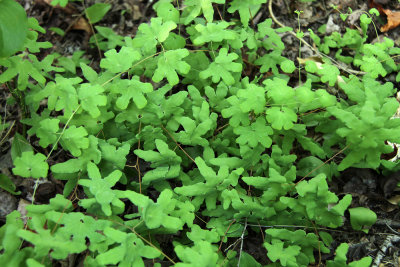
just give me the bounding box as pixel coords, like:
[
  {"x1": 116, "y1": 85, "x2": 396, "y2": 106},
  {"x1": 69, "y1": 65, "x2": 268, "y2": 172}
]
[{"x1": 1, "y1": 0, "x2": 400, "y2": 266}]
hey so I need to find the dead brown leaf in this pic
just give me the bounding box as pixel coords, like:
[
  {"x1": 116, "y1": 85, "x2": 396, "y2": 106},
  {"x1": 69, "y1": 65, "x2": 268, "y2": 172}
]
[
  {"x1": 72, "y1": 17, "x2": 92, "y2": 34},
  {"x1": 381, "y1": 9, "x2": 400, "y2": 32},
  {"x1": 388, "y1": 195, "x2": 400, "y2": 206}
]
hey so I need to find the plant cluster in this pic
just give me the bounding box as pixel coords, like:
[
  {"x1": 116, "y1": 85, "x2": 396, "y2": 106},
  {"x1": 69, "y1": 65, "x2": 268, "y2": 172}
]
[{"x1": 0, "y1": 0, "x2": 399, "y2": 266}]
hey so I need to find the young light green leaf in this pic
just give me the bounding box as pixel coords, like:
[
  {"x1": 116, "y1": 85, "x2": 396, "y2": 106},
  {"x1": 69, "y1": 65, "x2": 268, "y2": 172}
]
[
  {"x1": 227, "y1": 0, "x2": 266, "y2": 27},
  {"x1": 183, "y1": 0, "x2": 226, "y2": 24},
  {"x1": 60, "y1": 126, "x2": 89, "y2": 157},
  {"x1": 131, "y1": 17, "x2": 177, "y2": 54},
  {"x1": 153, "y1": 1, "x2": 180, "y2": 23},
  {"x1": 12, "y1": 151, "x2": 48, "y2": 179},
  {"x1": 349, "y1": 207, "x2": 377, "y2": 233},
  {"x1": 193, "y1": 21, "x2": 237, "y2": 45},
  {"x1": 34, "y1": 76, "x2": 81, "y2": 115},
  {"x1": 100, "y1": 46, "x2": 141, "y2": 73},
  {"x1": 33, "y1": 118, "x2": 58, "y2": 149},
  {"x1": 266, "y1": 107, "x2": 298, "y2": 130},
  {"x1": 237, "y1": 83, "x2": 266, "y2": 114},
  {"x1": 111, "y1": 77, "x2": 153, "y2": 109},
  {"x1": 199, "y1": 48, "x2": 242, "y2": 85},
  {"x1": 78, "y1": 84, "x2": 107, "y2": 118},
  {"x1": 264, "y1": 240, "x2": 301, "y2": 267},
  {"x1": 152, "y1": 49, "x2": 190, "y2": 86},
  {"x1": 221, "y1": 95, "x2": 251, "y2": 127},
  {"x1": 280, "y1": 59, "x2": 296, "y2": 73}
]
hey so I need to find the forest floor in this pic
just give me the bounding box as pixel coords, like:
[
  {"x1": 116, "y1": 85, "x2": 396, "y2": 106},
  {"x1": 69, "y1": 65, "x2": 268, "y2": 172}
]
[{"x1": 2, "y1": 0, "x2": 400, "y2": 266}]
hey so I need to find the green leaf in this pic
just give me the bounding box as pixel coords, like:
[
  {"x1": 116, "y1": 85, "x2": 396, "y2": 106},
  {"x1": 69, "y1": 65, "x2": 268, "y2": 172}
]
[
  {"x1": 187, "y1": 224, "x2": 220, "y2": 243},
  {"x1": 265, "y1": 77, "x2": 295, "y2": 105},
  {"x1": 79, "y1": 162, "x2": 123, "y2": 216},
  {"x1": 193, "y1": 21, "x2": 237, "y2": 45},
  {"x1": 152, "y1": 49, "x2": 191, "y2": 86},
  {"x1": 318, "y1": 64, "x2": 340, "y2": 86},
  {"x1": 326, "y1": 243, "x2": 373, "y2": 267},
  {"x1": 51, "y1": 135, "x2": 101, "y2": 174},
  {"x1": 264, "y1": 240, "x2": 301, "y2": 267},
  {"x1": 227, "y1": 0, "x2": 265, "y2": 26},
  {"x1": 49, "y1": 27, "x2": 65, "y2": 36},
  {"x1": 18, "y1": 216, "x2": 86, "y2": 259},
  {"x1": 199, "y1": 48, "x2": 242, "y2": 85},
  {"x1": 349, "y1": 207, "x2": 377, "y2": 233},
  {"x1": 238, "y1": 252, "x2": 262, "y2": 267},
  {"x1": 266, "y1": 107, "x2": 298, "y2": 130},
  {"x1": 99, "y1": 139, "x2": 130, "y2": 170},
  {"x1": 0, "y1": 56, "x2": 48, "y2": 91},
  {"x1": 153, "y1": 1, "x2": 180, "y2": 23},
  {"x1": 0, "y1": 174, "x2": 20, "y2": 195},
  {"x1": 183, "y1": 0, "x2": 226, "y2": 24},
  {"x1": 36, "y1": 118, "x2": 60, "y2": 148},
  {"x1": 12, "y1": 151, "x2": 48, "y2": 179},
  {"x1": 95, "y1": 227, "x2": 160, "y2": 266},
  {"x1": 234, "y1": 117, "x2": 273, "y2": 148},
  {"x1": 280, "y1": 59, "x2": 296, "y2": 73},
  {"x1": 78, "y1": 83, "x2": 107, "y2": 118},
  {"x1": 111, "y1": 77, "x2": 153, "y2": 109},
  {"x1": 60, "y1": 126, "x2": 89, "y2": 157},
  {"x1": 46, "y1": 211, "x2": 112, "y2": 245},
  {"x1": 92, "y1": 26, "x2": 124, "y2": 50},
  {"x1": 255, "y1": 50, "x2": 288, "y2": 75},
  {"x1": 100, "y1": 46, "x2": 141, "y2": 73},
  {"x1": 0, "y1": 0, "x2": 28, "y2": 57},
  {"x1": 34, "y1": 76, "x2": 81, "y2": 115},
  {"x1": 134, "y1": 139, "x2": 181, "y2": 184},
  {"x1": 80, "y1": 63, "x2": 98, "y2": 83},
  {"x1": 85, "y1": 3, "x2": 111, "y2": 24},
  {"x1": 174, "y1": 240, "x2": 220, "y2": 266},
  {"x1": 50, "y1": 0, "x2": 68, "y2": 7},
  {"x1": 257, "y1": 19, "x2": 287, "y2": 50},
  {"x1": 297, "y1": 156, "x2": 337, "y2": 179},
  {"x1": 131, "y1": 17, "x2": 177, "y2": 54},
  {"x1": 221, "y1": 95, "x2": 251, "y2": 127},
  {"x1": 11, "y1": 133, "x2": 33, "y2": 161},
  {"x1": 237, "y1": 82, "x2": 266, "y2": 114}
]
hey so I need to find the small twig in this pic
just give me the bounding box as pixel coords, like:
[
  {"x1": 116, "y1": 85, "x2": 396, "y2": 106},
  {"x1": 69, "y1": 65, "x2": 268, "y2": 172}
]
[
  {"x1": 0, "y1": 120, "x2": 15, "y2": 146},
  {"x1": 136, "y1": 120, "x2": 142, "y2": 194},
  {"x1": 268, "y1": 0, "x2": 366, "y2": 76},
  {"x1": 237, "y1": 218, "x2": 247, "y2": 267},
  {"x1": 294, "y1": 145, "x2": 348, "y2": 187},
  {"x1": 218, "y1": 219, "x2": 236, "y2": 252},
  {"x1": 160, "y1": 124, "x2": 196, "y2": 163},
  {"x1": 375, "y1": 219, "x2": 400, "y2": 230},
  {"x1": 372, "y1": 235, "x2": 400, "y2": 267}
]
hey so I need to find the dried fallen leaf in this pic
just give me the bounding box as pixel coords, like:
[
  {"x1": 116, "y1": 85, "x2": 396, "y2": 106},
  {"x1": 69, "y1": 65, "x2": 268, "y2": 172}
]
[
  {"x1": 381, "y1": 9, "x2": 400, "y2": 32},
  {"x1": 388, "y1": 195, "x2": 400, "y2": 206},
  {"x1": 72, "y1": 17, "x2": 92, "y2": 34},
  {"x1": 17, "y1": 198, "x2": 30, "y2": 224}
]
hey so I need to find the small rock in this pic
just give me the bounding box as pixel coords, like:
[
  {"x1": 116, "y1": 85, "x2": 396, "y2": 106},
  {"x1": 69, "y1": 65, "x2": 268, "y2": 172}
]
[
  {"x1": 326, "y1": 15, "x2": 340, "y2": 34},
  {"x1": 0, "y1": 189, "x2": 17, "y2": 221}
]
